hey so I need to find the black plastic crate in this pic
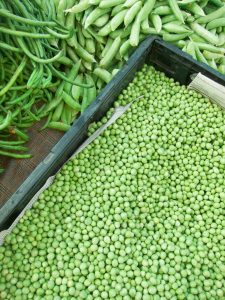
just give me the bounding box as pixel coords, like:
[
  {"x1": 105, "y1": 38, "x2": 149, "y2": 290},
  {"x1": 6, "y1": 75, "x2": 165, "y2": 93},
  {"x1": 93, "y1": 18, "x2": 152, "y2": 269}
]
[{"x1": 0, "y1": 36, "x2": 225, "y2": 230}]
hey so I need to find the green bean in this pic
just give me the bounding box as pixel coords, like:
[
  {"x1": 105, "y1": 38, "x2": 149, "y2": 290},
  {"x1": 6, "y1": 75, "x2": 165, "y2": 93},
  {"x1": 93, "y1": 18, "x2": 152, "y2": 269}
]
[
  {"x1": 93, "y1": 68, "x2": 112, "y2": 83},
  {"x1": 49, "y1": 65, "x2": 93, "y2": 88},
  {"x1": 150, "y1": 14, "x2": 162, "y2": 33},
  {"x1": 206, "y1": 18, "x2": 225, "y2": 30},
  {"x1": 119, "y1": 39, "x2": 132, "y2": 58},
  {"x1": 61, "y1": 104, "x2": 72, "y2": 125},
  {"x1": 98, "y1": 23, "x2": 112, "y2": 36},
  {"x1": 138, "y1": 0, "x2": 156, "y2": 22},
  {"x1": 45, "y1": 27, "x2": 72, "y2": 39},
  {"x1": 168, "y1": 0, "x2": 185, "y2": 23},
  {"x1": 0, "y1": 149, "x2": 31, "y2": 158},
  {"x1": 203, "y1": 50, "x2": 224, "y2": 59},
  {"x1": 163, "y1": 32, "x2": 191, "y2": 42},
  {"x1": 207, "y1": 58, "x2": 217, "y2": 69},
  {"x1": 93, "y1": 14, "x2": 109, "y2": 27},
  {"x1": 72, "y1": 74, "x2": 83, "y2": 101},
  {"x1": 62, "y1": 91, "x2": 81, "y2": 111},
  {"x1": 12, "y1": 128, "x2": 29, "y2": 141},
  {"x1": 7, "y1": 89, "x2": 33, "y2": 106},
  {"x1": 123, "y1": 0, "x2": 139, "y2": 8},
  {"x1": 77, "y1": 26, "x2": 86, "y2": 48},
  {"x1": 85, "y1": 39, "x2": 96, "y2": 54},
  {"x1": 67, "y1": 32, "x2": 78, "y2": 49},
  {"x1": 141, "y1": 18, "x2": 151, "y2": 32},
  {"x1": 0, "y1": 140, "x2": 26, "y2": 146},
  {"x1": 153, "y1": 6, "x2": 172, "y2": 15},
  {"x1": 111, "y1": 4, "x2": 124, "y2": 17},
  {"x1": 99, "y1": 0, "x2": 125, "y2": 9},
  {"x1": 22, "y1": 96, "x2": 36, "y2": 111},
  {"x1": 75, "y1": 43, "x2": 96, "y2": 63},
  {"x1": 27, "y1": 110, "x2": 40, "y2": 121},
  {"x1": 124, "y1": 1, "x2": 142, "y2": 27},
  {"x1": 141, "y1": 26, "x2": 159, "y2": 35},
  {"x1": 185, "y1": 3, "x2": 205, "y2": 16},
  {"x1": 154, "y1": 1, "x2": 168, "y2": 8},
  {"x1": 101, "y1": 38, "x2": 113, "y2": 59},
  {"x1": 57, "y1": 56, "x2": 73, "y2": 66},
  {"x1": 82, "y1": 6, "x2": 93, "y2": 27},
  {"x1": 83, "y1": 74, "x2": 96, "y2": 111},
  {"x1": 218, "y1": 32, "x2": 225, "y2": 46},
  {"x1": 112, "y1": 69, "x2": 120, "y2": 77},
  {"x1": 43, "y1": 83, "x2": 64, "y2": 114},
  {"x1": 195, "y1": 42, "x2": 225, "y2": 53},
  {"x1": 65, "y1": 10, "x2": 76, "y2": 34},
  {"x1": 83, "y1": 61, "x2": 93, "y2": 71},
  {"x1": 0, "y1": 26, "x2": 52, "y2": 39},
  {"x1": 66, "y1": 46, "x2": 80, "y2": 64},
  {"x1": 17, "y1": 37, "x2": 64, "y2": 63},
  {"x1": 111, "y1": 10, "x2": 128, "y2": 31},
  {"x1": 84, "y1": 7, "x2": 110, "y2": 28},
  {"x1": 163, "y1": 22, "x2": 191, "y2": 33},
  {"x1": 100, "y1": 36, "x2": 121, "y2": 67},
  {"x1": 197, "y1": 5, "x2": 225, "y2": 24},
  {"x1": 48, "y1": 121, "x2": 70, "y2": 132},
  {"x1": 0, "y1": 56, "x2": 27, "y2": 97},
  {"x1": 40, "y1": 112, "x2": 53, "y2": 130},
  {"x1": 0, "y1": 111, "x2": 12, "y2": 130},
  {"x1": 0, "y1": 143, "x2": 28, "y2": 151},
  {"x1": 65, "y1": 0, "x2": 90, "y2": 13},
  {"x1": 186, "y1": 41, "x2": 197, "y2": 59},
  {"x1": 190, "y1": 33, "x2": 207, "y2": 43},
  {"x1": 190, "y1": 22, "x2": 220, "y2": 45},
  {"x1": 81, "y1": 27, "x2": 92, "y2": 39},
  {"x1": 87, "y1": 27, "x2": 106, "y2": 44},
  {"x1": 26, "y1": 67, "x2": 40, "y2": 88},
  {"x1": 0, "y1": 8, "x2": 56, "y2": 26},
  {"x1": 161, "y1": 15, "x2": 180, "y2": 24},
  {"x1": 81, "y1": 87, "x2": 88, "y2": 114},
  {"x1": 174, "y1": 40, "x2": 186, "y2": 48},
  {"x1": 130, "y1": 17, "x2": 141, "y2": 46},
  {"x1": 0, "y1": 42, "x2": 22, "y2": 52},
  {"x1": 64, "y1": 60, "x2": 81, "y2": 94},
  {"x1": 52, "y1": 101, "x2": 64, "y2": 122},
  {"x1": 218, "y1": 63, "x2": 225, "y2": 74},
  {"x1": 109, "y1": 25, "x2": 132, "y2": 39},
  {"x1": 194, "y1": 44, "x2": 208, "y2": 64}
]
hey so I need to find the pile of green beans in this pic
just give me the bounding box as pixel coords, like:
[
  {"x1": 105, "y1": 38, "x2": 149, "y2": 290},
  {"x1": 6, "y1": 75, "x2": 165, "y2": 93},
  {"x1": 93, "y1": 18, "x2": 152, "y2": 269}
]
[
  {"x1": 61, "y1": 0, "x2": 225, "y2": 79},
  {"x1": 0, "y1": 0, "x2": 95, "y2": 173}
]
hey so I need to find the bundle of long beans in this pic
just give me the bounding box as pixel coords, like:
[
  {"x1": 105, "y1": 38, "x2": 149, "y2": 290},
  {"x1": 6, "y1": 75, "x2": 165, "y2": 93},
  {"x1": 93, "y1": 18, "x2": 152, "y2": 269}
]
[{"x1": 0, "y1": 0, "x2": 93, "y2": 172}]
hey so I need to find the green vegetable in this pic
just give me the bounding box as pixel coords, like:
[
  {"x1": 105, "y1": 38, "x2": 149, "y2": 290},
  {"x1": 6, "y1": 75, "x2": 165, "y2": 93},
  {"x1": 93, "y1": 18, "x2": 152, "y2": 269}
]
[
  {"x1": 1, "y1": 65, "x2": 224, "y2": 300},
  {"x1": 168, "y1": 0, "x2": 185, "y2": 23},
  {"x1": 191, "y1": 22, "x2": 220, "y2": 45}
]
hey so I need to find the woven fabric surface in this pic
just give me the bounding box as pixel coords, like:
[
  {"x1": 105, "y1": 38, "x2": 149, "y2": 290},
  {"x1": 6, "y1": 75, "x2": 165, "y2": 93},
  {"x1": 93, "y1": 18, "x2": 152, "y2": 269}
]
[{"x1": 0, "y1": 121, "x2": 63, "y2": 207}]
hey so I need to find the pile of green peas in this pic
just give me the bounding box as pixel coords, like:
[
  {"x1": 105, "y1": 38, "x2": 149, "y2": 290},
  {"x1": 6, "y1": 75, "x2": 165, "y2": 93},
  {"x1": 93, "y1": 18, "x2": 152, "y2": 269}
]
[{"x1": 0, "y1": 65, "x2": 224, "y2": 300}]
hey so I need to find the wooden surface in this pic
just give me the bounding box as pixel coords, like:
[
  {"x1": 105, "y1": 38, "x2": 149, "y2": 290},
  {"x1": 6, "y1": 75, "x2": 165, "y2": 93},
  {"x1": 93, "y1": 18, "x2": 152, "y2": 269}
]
[{"x1": 0, "y1": 120, "x2": 63, "y2": 207}]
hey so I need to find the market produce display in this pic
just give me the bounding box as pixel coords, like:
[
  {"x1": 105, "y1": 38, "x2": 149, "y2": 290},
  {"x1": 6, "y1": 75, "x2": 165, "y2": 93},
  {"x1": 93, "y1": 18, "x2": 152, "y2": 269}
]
[
  {"x1": 0, "y1": 65, "x2": 225, "y2": 299},
  {"x1": 0, "y1": 0, "x2": 225, "y2": 172},
  {"x1": 63, "y1": 0, "x2": 225, "y2": 73},
  {"x1": 0, "y1": 0, "x2": 94, "y2": 171}
]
